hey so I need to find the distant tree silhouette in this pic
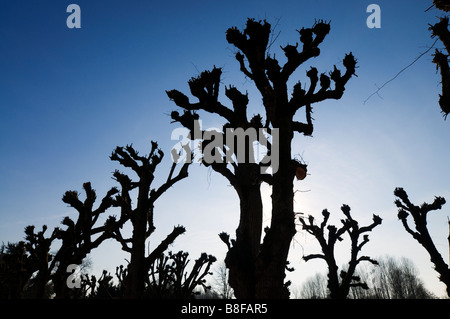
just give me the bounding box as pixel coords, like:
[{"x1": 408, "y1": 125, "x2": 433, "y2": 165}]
[
  {"x1": 211, "y1": 260, "x2": 234, "y2": 299},
  {"x1": 351, "y1": 255, "x2": 436, "y2": 299},
  {"x1": 298, "y1": 273, "x2": 328, "y2": 299},
  {"x1": 109, "y1": 141, "x2": 191, "y2": 298},
  {"x1": 299, "y1": 205, "x2": 382, "y2": 299},
  {"x1": 299, "y1": 255, "x2": 435, "y2": 299},
  {"x1": 394, "y1": 187, "x2": 450, "y2": 297},
  {"x1": 167, "y1": 18, "x2": 356, "y2": 298}
]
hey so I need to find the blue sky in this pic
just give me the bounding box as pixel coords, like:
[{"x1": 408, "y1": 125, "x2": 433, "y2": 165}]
[{"x1": 1, "y1": 0, "x2": 450, "y2": 297}]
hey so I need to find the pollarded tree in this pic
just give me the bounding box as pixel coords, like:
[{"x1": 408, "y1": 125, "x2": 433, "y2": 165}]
[
  {"x1": 393, "y1": 187, "x2": 450, "y2": 297},
  {"x1": 23, "y1": 225, "x2": 58, "y2": 298},
  {"x1": 20, "y1": 183, "x2": 122, "y2": 299},
  {"x1": 167, "y1": 18, "x2": 357, "y2": 298},
  {"x1": 299, "y1": 205, "x2": 382, "y2": 299},
  {"x1": 109, "y1": 141, "x2": 191, "y2": 298},
  {"x1": 51, "y1": 182, "x2": 121, "y2": 299}
]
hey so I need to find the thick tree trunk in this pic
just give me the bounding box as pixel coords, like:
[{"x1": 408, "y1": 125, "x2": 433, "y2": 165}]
[
  {"x1": 53, "y1": 271, "x2": 67, "y2": 299},
  {"x1": 226, "y1": 180, "x2": 262, "y2": 299},
  {"x1": 254, "y1": 121, "x2": 295, "y2": 299},
  {"x1": 327, "y1": 265, "x2": 342, "y2": 299},
  {"x1": 124, "y1": 177, "x2": 151, "y2": 299},
  {"x1": 34, "y1": 267, "x2": 50, "y2": 299},
  {"x1": 420, "y1": 230, "x2": 450, "y2": 297},
  {"x1": 53, "y1": 257, "x2": 81, "y2": 299},
  {"x1": 124, "y1": 221, "x2": 147, "y2": 298}
]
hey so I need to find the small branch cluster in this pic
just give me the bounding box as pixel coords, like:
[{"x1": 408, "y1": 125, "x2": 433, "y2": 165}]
[
  {"x1": 147, "y1": 251, "x2": 217, "y2": 298},
  {"x1": 60, "y1": 182, "x2": 120, "y2": 252}
]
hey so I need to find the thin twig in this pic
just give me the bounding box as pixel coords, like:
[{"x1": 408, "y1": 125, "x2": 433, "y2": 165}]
[
  {"x1": 267, "y1": 16, "x2": 282, "y2": 56},
  {"x1": 425, "y1": 4, "x2": 435, "y2": 12},
  {"x1": 364, "y1": 39, "x2": 439, "y2": 104}
]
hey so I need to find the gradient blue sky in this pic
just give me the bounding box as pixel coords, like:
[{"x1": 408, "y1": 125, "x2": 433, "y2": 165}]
[{"x1": 1, "y1": 0, "x2": 449, "y2": 297}]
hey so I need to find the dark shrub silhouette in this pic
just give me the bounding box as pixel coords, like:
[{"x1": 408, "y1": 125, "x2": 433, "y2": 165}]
[{"x1": 77, "y1": 250, "x2": 216, "y2": 299}]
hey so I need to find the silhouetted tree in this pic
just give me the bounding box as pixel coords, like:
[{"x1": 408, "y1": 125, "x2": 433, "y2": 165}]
[
  {"x1": 109, "y1": 142, "x2": 190, "y2": 298},
  {"x1": 49, "y1": 182, "x2": 121, "y2": 298},
  {"x1": 0, "y1": 242, "x2": 36, "y2": 298},
  {"x1": 167, "y1": 18, "x2": 356, "y2": 298},
  {"x1": 394, "y1": 187, "x2": 450, "y2": 297},
  {"x1": 299, "y1": 205, "x2": 382, "y2": 299},
  {"x1": 23, "y1": 225, "x2": 58, "y2": 298}
]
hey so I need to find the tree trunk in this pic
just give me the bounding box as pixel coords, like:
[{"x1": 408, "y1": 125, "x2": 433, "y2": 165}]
[
  {"x1": 34, "y1": 266, "x2": 50, "y2": 299},
  {"x1": 226, "y1": 178, "x2": 262, "y2": 298},
  {"x1": 254, "y1": 121, "x2": 295, "y2": 299},
  {"x1": 326, "y1": 254, "x2": 342, "y2": 299},
  {"x1": 124, "y1": 209, "x2": 148, "y2": 298},
  {"x1": 124, "y1": 177, "x2": 151, "y2": 299}
]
